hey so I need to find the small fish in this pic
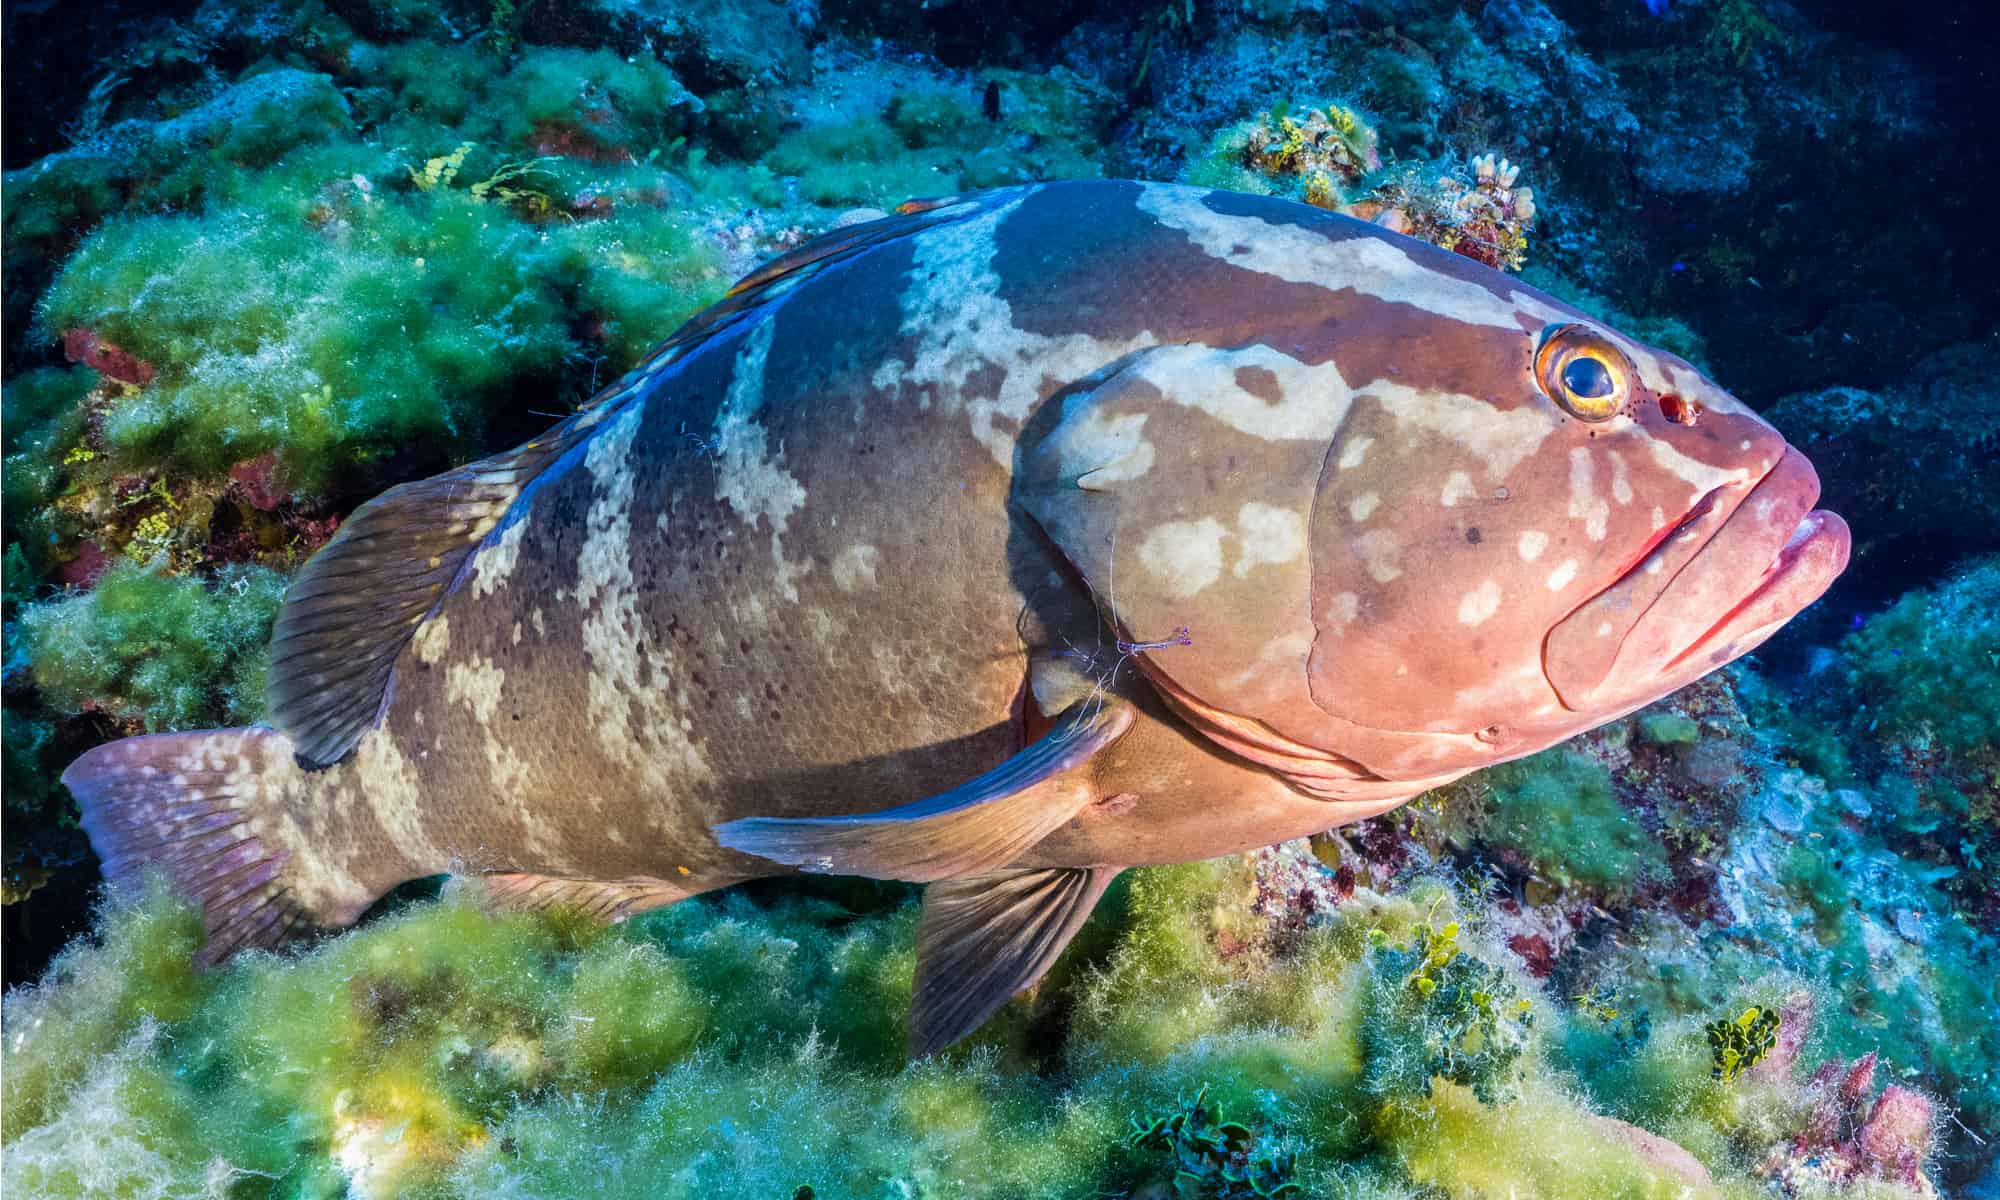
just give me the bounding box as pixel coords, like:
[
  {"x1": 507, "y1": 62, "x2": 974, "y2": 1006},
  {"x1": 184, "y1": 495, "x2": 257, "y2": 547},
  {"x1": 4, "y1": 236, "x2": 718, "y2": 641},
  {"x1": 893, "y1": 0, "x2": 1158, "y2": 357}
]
[{"x1": 64, "y1": 182, "x2": 1848, "y2": 1053}]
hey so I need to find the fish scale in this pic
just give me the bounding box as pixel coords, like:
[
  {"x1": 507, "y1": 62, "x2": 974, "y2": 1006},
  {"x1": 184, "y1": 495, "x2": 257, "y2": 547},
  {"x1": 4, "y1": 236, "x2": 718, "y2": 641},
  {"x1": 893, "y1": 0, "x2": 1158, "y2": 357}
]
[{"x1": 62, "y1": 179, "x2": 1849, "y2": 1054}]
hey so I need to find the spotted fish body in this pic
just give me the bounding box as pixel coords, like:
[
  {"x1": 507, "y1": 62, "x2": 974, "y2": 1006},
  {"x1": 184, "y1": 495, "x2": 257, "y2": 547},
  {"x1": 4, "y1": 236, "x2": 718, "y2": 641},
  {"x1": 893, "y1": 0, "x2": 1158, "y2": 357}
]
[{"x1": 65, "y1": 181, "x2": 1849, "y2": 1050}]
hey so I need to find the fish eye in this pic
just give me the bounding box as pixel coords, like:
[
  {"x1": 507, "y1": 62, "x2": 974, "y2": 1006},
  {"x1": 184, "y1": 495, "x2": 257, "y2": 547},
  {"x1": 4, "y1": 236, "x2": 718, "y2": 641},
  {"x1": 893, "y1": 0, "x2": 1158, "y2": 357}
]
[
  {"x1": 1562, "y1": 356, "x2": 1614, "y2": 399},
  {"x1": 1534, "y1": 324, "x2": 1631, "y2": 422}
]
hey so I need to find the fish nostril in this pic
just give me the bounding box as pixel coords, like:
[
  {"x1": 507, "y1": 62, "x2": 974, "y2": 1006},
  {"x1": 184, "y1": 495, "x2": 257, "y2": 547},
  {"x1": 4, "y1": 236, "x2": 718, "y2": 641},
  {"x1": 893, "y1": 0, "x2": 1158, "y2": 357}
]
[{"x1": 1660, "y1": 392, "x2": 1701, "y2": 426}]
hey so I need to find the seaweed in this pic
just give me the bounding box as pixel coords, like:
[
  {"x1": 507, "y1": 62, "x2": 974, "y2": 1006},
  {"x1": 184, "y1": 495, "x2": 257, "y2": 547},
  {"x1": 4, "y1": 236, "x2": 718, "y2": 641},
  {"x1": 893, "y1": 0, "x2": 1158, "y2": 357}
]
[{"x1": 1471, "y1": 749, "x2": 1670, "y2": 899}]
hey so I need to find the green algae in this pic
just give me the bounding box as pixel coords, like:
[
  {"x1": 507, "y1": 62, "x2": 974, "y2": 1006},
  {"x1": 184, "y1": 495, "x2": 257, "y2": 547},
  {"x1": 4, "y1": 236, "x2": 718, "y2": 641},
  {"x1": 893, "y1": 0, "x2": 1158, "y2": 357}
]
[
  {"x1": 16, "y1": 561, "x2": 288, "y2": 731},
  {"x1": 7, "y1": 41, "x2": 734, "y2": 511},
  {"x1": 1377, "y1": 1079, "x2": 1719, "y2": 1200},
  {"x1": 1126, "y1": 1085, "x2": 1302, "y2": 1198},
  {"x1": 505, "y1": 47, "x2": 699, "y2": 151},
  {"x1": 36, "y1": 193, "x2": 720, "y2": 491},
  {"x1": 1, "y1": 879, "x2": 207, "y2": 1140},
  {"x1": 1, "y1": 367, "x2": 96, "y2": 467},
  {"x1": 1361, "y1": 917, "x2": 1533, "y2": 1105},
  {"x1": 4, "y1": 885, "x2": 1099, "y2": 1198},
  {"x1": 1471, "y1": 749, "x2": 1670, "y2": 898},
  {"x1": 2, "y1": 67, "x2": 358, "y2": 246},
  {"x1": 1842, "y1": 556, "x2": 2000, "y2": 760},
  {"x1": 764, "y1": 66, "x2": 1108, "y2": 209},
  {"x1": 1, "y1": 366, "x2": 97, "y2": 571},
  {"x1": 3, "y1": 858, "x2": 1823, "y2": 1199},
  {"x1": 1, "y1": 713, "x2": 66, "y2": 828},
  {"x1": 1638, "y1": 712, "x2": 1702, "y2": 748},
  {"x1": 2, "y1": 1028, "x2": 218, "y2": 1200}
]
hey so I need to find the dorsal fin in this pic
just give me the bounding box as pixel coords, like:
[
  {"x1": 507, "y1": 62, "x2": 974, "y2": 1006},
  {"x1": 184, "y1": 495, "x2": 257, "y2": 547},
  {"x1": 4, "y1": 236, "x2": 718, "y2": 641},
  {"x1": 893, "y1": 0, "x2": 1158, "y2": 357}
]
[
  {"x1": 607, "y1": 192, "x2": 1005, "y2": 388},
  {"x1": 266, "y1": 390, "x2": 638, "y2": 767},
  {"x1": 727, "y1": 192, "x2": 984, "y2": 299},
  {"x1": 569, "y1": 191, "x2": 1004, "y2": 416}
]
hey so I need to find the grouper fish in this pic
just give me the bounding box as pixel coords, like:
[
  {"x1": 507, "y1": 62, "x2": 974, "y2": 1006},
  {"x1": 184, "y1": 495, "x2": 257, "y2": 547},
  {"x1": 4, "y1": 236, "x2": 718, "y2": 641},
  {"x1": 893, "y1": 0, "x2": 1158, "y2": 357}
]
[{"x1": 64, "y1": 180, "x2": 1850, "y2": 1053}]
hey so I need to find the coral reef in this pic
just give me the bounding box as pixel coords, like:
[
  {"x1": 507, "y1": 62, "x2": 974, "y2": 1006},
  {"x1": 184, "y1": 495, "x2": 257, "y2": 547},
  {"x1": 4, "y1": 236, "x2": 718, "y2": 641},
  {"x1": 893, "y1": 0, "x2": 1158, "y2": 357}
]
[
  {"x1": 1191, "y1": 106, "x2": 1536, "y2": 271},
  {"x1": 1757, "y1": 1051, "x2": 1941, "y2": 1198},
  {"x1": 1186, "y1": 101, "x2": 1380, "y2": 209},
  {"x1": 1349, "y1": 154, "x2": 1536, "y2": 272}
]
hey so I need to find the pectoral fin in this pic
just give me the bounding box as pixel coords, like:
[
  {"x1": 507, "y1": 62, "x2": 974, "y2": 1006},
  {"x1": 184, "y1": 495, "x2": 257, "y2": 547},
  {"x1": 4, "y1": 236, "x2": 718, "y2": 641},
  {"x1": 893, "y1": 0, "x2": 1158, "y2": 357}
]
[
  {"x1": 711, "y1": 695, "x2": 1132, "y2": 883},
  {"x1": 910, "y1": 865, "x2": 1120, "y2": 1056}
]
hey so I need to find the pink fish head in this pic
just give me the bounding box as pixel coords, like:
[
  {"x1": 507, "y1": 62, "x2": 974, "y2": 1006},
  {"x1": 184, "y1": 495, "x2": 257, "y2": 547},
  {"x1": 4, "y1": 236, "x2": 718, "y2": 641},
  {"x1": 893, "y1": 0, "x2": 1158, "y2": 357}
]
[
  {"x1": 1294, "y1": 304, "x2": 1850, "y2": 782},
  {"x1": 1022, "y1": 190, "x2": 1849, "y2": 797}
]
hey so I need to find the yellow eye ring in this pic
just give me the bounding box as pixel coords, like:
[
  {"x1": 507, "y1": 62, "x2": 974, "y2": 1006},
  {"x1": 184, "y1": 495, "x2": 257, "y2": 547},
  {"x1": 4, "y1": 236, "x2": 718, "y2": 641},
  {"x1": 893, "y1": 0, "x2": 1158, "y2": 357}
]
[{"x1": 1535, "y1": 324, "x2": 1631, "y2": 422}]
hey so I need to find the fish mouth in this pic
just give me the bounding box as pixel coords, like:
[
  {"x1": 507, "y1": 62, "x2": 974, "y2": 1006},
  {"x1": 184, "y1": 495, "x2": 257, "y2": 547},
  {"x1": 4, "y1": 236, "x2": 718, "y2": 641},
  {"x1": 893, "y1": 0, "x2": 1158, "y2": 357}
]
[
  {"x1": 1659, "y1": 506, "x2": 1849, "y2": 673},
  {"x1": 1544, "y1": 446, "x2": 1850, "y2": 712}
]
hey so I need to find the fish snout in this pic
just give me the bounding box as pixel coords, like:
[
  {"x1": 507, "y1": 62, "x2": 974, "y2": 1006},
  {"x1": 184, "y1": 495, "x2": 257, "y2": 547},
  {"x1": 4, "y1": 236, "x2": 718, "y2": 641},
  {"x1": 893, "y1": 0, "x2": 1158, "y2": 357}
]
[
  {"x1": 1544, "y1": 445, "x2": 1850, "y2": 713},
  {"x1": 1656, "y1": 447, "x2": 1848, "y2": 673}
]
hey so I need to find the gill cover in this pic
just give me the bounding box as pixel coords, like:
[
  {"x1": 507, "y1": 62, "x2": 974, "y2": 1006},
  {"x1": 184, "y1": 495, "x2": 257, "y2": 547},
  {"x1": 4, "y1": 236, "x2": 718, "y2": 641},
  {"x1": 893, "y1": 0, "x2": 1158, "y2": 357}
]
[
  {"x1": 1299, "y1": 322, "x2": 1566, "y2": 742},
  {"x1": 1015, "y1": 344, "x2": 1343, "y2": 758}
]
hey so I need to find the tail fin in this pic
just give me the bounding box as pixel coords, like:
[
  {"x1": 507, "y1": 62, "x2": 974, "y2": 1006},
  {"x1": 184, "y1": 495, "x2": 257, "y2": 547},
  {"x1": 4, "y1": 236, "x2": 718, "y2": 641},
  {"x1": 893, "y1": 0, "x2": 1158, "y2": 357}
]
[{"x1": 63, "y1": 727, "x2": 316, "y2": 964}]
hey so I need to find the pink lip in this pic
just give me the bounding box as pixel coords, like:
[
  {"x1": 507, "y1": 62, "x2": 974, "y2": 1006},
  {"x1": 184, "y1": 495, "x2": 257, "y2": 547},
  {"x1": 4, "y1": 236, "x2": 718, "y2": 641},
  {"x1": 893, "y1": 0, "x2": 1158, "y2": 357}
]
[
  {"x1": 1545, "y1": 447, "x2": 1851, "y2": 711},
  {"x1": 1664, "y1": 506, "x2": 1850, "y2": 672}
]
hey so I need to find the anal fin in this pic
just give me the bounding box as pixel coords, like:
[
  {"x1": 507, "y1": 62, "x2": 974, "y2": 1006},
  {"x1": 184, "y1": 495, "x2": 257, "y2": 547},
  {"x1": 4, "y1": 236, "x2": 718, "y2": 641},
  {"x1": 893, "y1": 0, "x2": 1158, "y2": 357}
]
[
  {"x1": 910, "y1": 866, "x2": 1119, "y2": 1056},
  {"x1": 712, "y1": 696, "x2": 1133, "y2": 883},
  {"x1": 477, "y1": 873, "x2": 692, "y2": 921}
]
